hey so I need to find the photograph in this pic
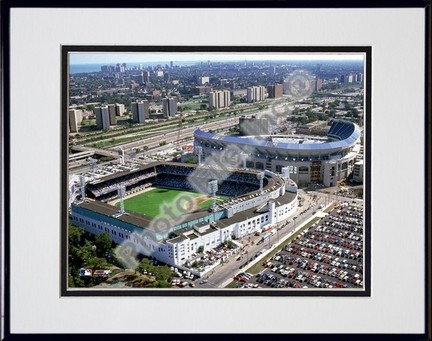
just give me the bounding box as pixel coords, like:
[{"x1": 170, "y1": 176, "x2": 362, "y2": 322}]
[
  {"x1": 64, "y1": 48, "x2": 369, "y2": 295},
  {"x1": 3, "y1": 2, "x2": 429, "y2": 337}
]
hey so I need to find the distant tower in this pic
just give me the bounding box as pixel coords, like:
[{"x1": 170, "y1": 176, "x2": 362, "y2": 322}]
[
  {"x1": 141, "y1": 71, "x2": 150, "y2": 83},
  {"x1": 117, "y1": 185, "x2": 126, "y2": 215}
]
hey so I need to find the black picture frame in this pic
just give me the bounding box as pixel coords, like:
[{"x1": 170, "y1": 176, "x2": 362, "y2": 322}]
[{"x1": 1, "y1": 0, "x2": 430, "y2": 339}]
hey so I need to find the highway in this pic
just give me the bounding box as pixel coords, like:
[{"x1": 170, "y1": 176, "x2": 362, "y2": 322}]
[
  {"x1": 106, "y1": 116, "x2": 240, "y2": 152},
  {"x1": 105, "y1": 100, "x2": 293, "y2": 152},
  {"x1": 69, "y1": 99, "x2": 294, "y2": 165}
]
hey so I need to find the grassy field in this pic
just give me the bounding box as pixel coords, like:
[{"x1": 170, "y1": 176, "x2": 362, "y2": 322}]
[{"x1": 116, "y1": 187, "x2": 227, "y2": 218}]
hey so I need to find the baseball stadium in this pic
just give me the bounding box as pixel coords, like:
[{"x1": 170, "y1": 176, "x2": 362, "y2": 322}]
[
  {"x1": 70, "y1": 162, "x2": 298, "y2": 272},
  {"x1": 194, "y1": 119, "x2": 362, "y2": 186}
]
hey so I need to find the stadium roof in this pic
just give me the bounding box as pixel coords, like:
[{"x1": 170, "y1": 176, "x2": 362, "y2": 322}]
[
  {"x1": 88, "y1": 161, "x2": 266, "y2": 187},
  {"x1": 76, "y1": 200, "x2": 155, "y2": 231},
  {"x1": 194, "y1": 120, "x2": 361, "y2": 157}
]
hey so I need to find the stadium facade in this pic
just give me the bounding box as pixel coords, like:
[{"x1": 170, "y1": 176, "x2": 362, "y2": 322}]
[
  {"x1": 70, "y1": 162, "x2": 298, "y2": 271},
  {"x1": 194, "y1": 120, "x2": 361, "y2": 186}
]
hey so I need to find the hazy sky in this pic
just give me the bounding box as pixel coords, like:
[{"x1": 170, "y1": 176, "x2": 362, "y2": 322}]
[{"x1": 69, "y1": 52, "x2": 365, "y2": 65}]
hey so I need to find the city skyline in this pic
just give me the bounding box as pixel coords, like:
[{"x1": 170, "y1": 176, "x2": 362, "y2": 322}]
[{"x1": 70, "y1": 52, "x2": 365, "y2": 65}]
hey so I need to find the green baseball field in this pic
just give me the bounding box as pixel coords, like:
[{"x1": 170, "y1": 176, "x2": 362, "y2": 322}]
[{"x1": 115, "y1": 187, "x2": 228, "y2": 218}]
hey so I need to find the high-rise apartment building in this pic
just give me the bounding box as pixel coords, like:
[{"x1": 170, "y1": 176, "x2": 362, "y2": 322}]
[
  {"x1": 193, "y1": 86, "x2": 213, "y2": 96},
  {"x1": 267, "y1": 84, "x2": 283, "y2": 98},
  {"x1": 69, "y1": 109, "x2": 83, "y2": 133},
  {"x1": 309, "y1": 78, "x2": 323, "y2": 92},
  {"x1": 107, "y1": 104, "x2": 117, "y2": 125},
  {"x1": 340, "y1": 73, "x2": 363, "y2": 83},
  {"x1": 198, "y1": 76, "x2": 210, "y2": 85},
  {"x1": 208, "y1": 90, "x2": 231, "y2": 109},
  {"x1": 340, "y1": 74, "x2": 354, "y2": 83},
  {"x1": 115, "y1": 103, "x2": 125, "y2": 116},
  {"x1": 142, "y1": 71, "x2": 150, "y2": 83},
  {"x1": 131, "y1": 101, "x2": 149, "y2": 123},
  {"x1": 247, "y1": 86, "x2": 265, "y2": 103},
  {"x1": 162, "y1": 97, "x2": 177, "y2": 118},
  {"x1": 94, "y1": 106, "x2": 111, "y2": 130}
]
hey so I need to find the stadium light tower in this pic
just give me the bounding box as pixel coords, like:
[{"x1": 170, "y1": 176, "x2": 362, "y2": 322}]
[
  {"x1": 79, "y1": 175, "x2": 86, "y2": 202},
  {"x1": 89, "y1": 158, "x2": 97, "y2": 180},
  {"x1": 240, "y1": 152, "x2": 247, "y2": 169},
  {"x1": 196, "y1": 146, "x2": 203, "y2": 166},
  {"x1": 257, "y1": 171, "x2": 265, "y2": 194},
  {"x1": 118, "y1": 147, "x2": 125, "y2": 165},
  {"x1": 207, "y1": 180, "x2": 218, "y2": 211},
  {"x1": 117, "y1": 184, "x2": 126, "y2": 215}
]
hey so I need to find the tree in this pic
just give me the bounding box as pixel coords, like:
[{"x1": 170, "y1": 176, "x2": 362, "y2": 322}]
[
  {"x1": 295, "y1": 116, "x2": 308, "y2": 125},
  {"x1": 137, "y1": 258, "x2": 154, "y2": 274},
  {"x1": 155, "y1": 280, "x2": 171, "y2": 288},
  {"x1": 307, "y1": 113, "x2": 319, "y2": 123},
  {"x1": 94, "y1": 232, "x2": 112, "y2": 257},
  {"x1": 69, "y1": 224, "x2": 84, "y2": 247},
  {"x1": 137, "y1": 259, "x2": 173, "y2": 282},
  {"x1": 68, "y1": 274, "x2": 76, "y2": 288},
  {"x1": 197, "y1": 246, "x2": 204, "y2": 253},
  {"x1": 153, "y1": 265, "x2": 173, "y2": 281},
  {"x1": 86, "y1": 256, "x2": 109, "y2": 270},
  {"x1": 76, "y1": 241, "x2": 94, "y2": 264}
]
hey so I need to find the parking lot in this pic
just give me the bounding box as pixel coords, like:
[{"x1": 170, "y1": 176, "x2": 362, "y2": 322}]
[{"x1": 233, "y1": 202, "x2": 364, "y2": 289}]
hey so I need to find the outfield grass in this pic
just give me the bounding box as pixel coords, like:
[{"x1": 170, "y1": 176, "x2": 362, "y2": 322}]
[{"x1": 116, "y1": 187, "x2": 227, "y2": 218}]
